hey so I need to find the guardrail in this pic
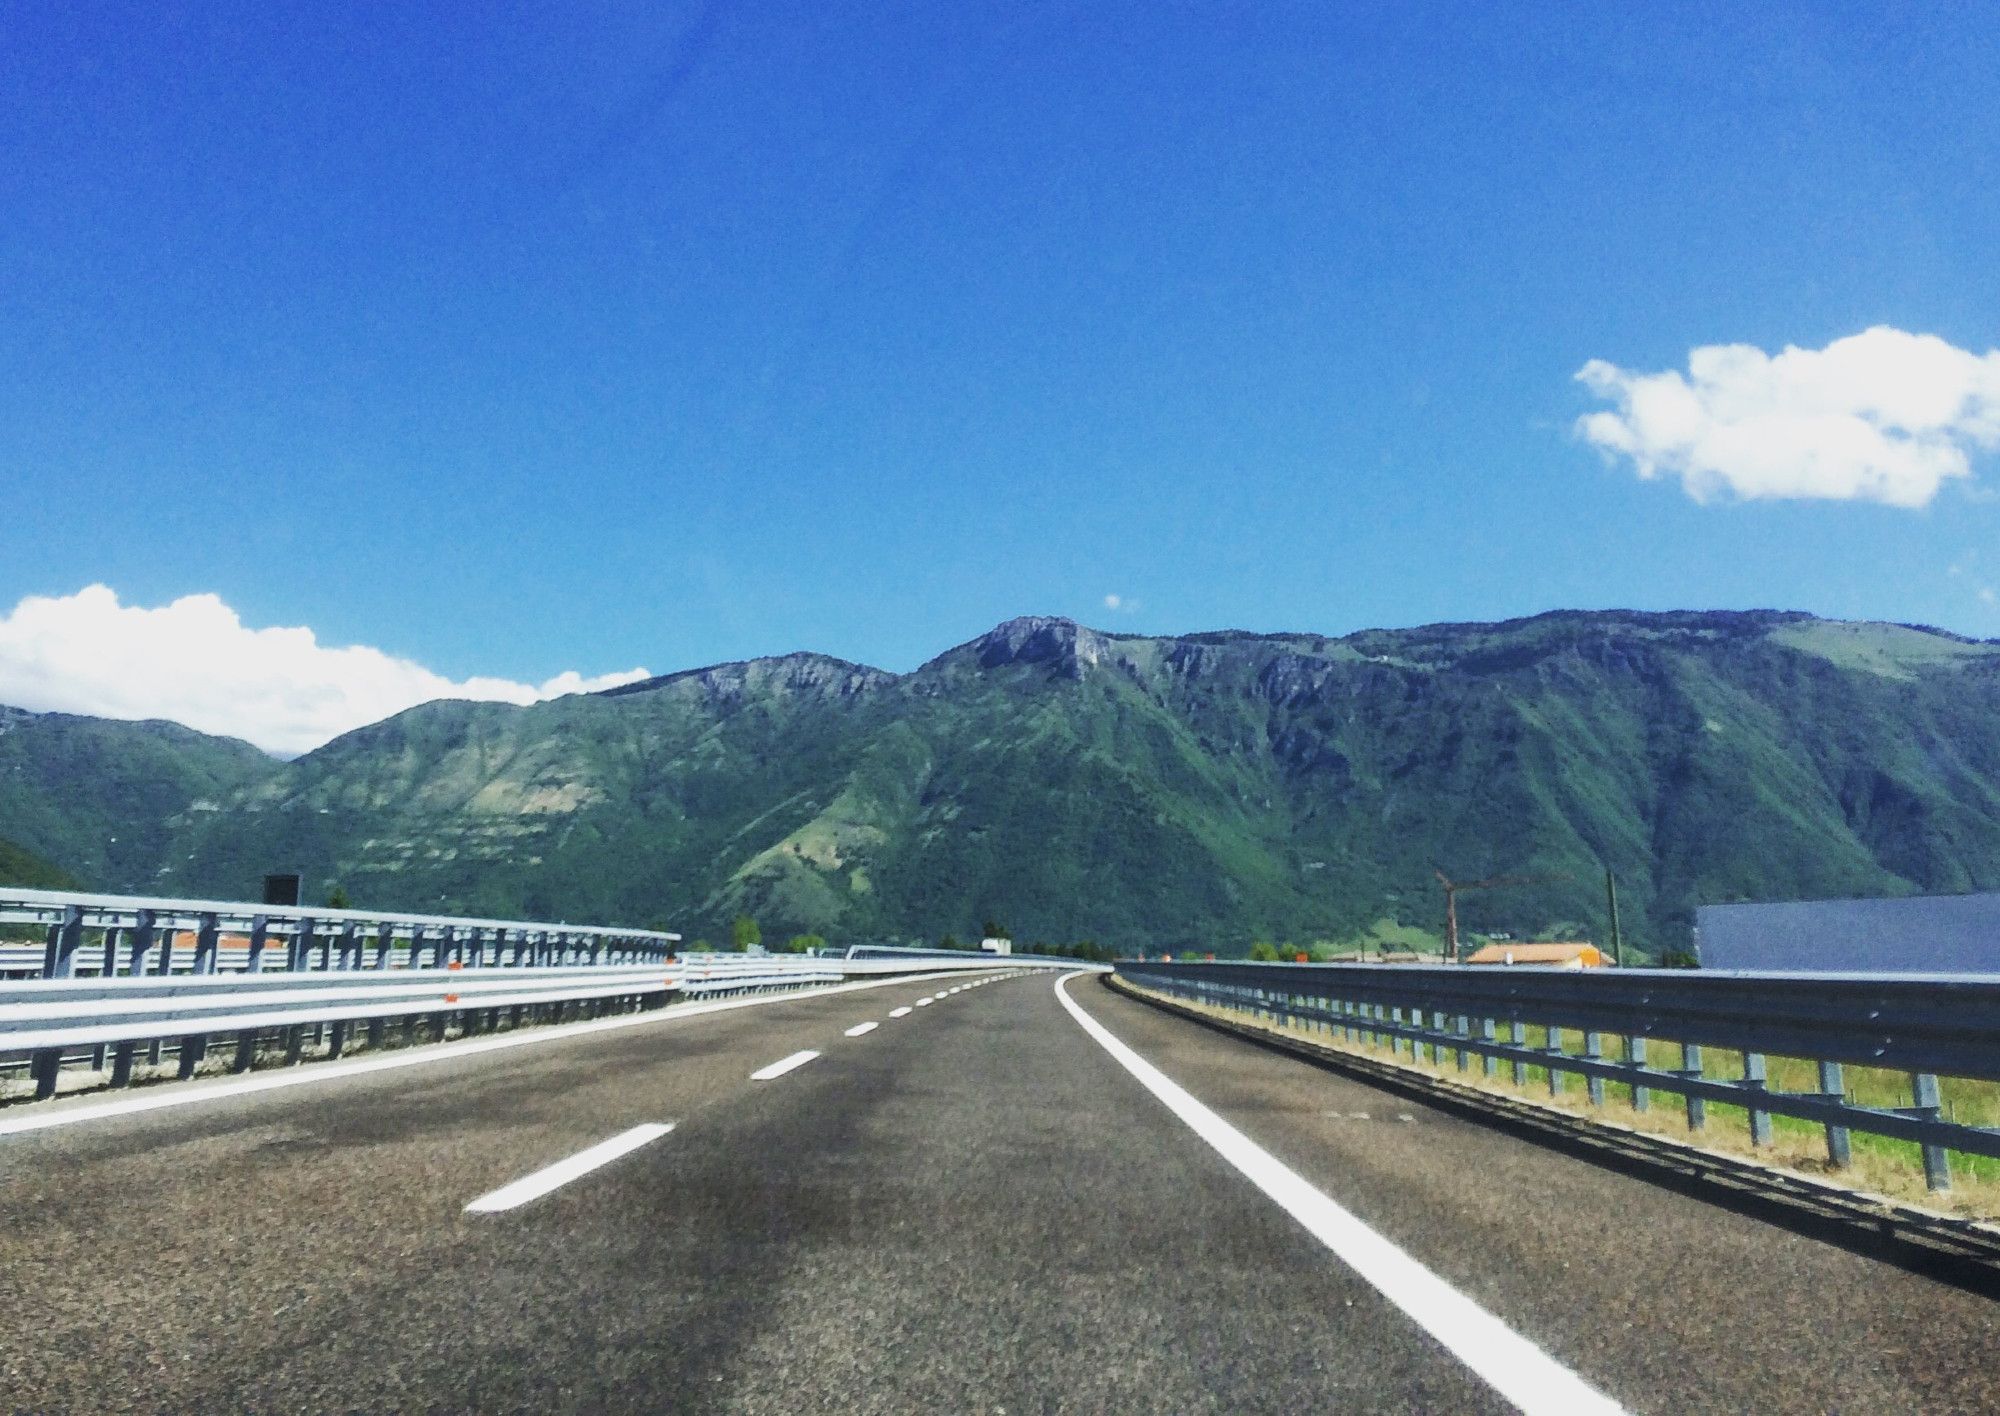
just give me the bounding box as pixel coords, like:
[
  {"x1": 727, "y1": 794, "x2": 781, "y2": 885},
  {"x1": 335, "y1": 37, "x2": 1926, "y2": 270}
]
[
  {"x1": 0, "y1": 887, "x2": 681, "y2": 980},
  {"x1": 0, "y1": 890, "x2": 1050, "y2": 1106},
  {"x1": 842, "y1": 944, "x2": 1074, "y2": 966},
  {"x1": 1117, "y1": 960, "x2": 2000, "y2": 1192}
]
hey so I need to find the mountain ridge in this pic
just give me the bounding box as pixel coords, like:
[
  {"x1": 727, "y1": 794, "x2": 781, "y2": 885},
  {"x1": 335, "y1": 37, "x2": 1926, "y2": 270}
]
[{"x1": 7, "y1": 608, "x2": 2000, "y2": 959}]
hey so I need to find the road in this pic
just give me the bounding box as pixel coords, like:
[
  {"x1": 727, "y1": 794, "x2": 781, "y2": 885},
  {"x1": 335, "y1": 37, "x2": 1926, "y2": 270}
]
[{"x1": 2, "y1": 968, "x2": 1997, "y2": 1413}]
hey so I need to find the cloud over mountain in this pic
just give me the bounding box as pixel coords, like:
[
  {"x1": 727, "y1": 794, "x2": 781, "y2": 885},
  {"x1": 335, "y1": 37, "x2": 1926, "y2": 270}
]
[
  {"x1": 1575, "y1": 327, "x2": 2000, "y2": 507},
  {"x1": 0, "y1": 585, "x2": 648, "y2": 756}
]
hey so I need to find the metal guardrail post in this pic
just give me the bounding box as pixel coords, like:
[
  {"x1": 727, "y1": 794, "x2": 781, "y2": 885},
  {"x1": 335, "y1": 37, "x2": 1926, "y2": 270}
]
[
  {"x1": 287, "y1": 917, "x2": 314, "y2": 972},
  {"x1": 373, "y1": 922, "x2": 394, "y2": 969},
  {"x1": 31, "y1": 1047, "x2": 61, "y2": 1099},
  {"x1": 1681, "y1": 1043, "x2": 1706, "y2": 1130},
  {"x1": 1545, "y1": 1027, "x2": 1565, "y2": 1096},
  {"x1": 44, "y1": 904, "x2": 84, "y2": 978},
  {"x1": 1817, "y1": 1060, "x2": 1850, "y2": 1167},
  {"x1": 192, "y1": 913, "x2": 221, "y2": 975},
  {"x1": 1743, "y1": 1053, "x2": 1773, "y2": 1146},
  {"x1": 1628, "y1": 1035, "x2": 1650, "y2": 1112},
  {"x1": 128, "y1": 908, "x2": 156, "y2": 975},
  {"x1": 1911, "y1": 1073, "x2": 1951, "y2": 1190},
  {"x1": 1584, "y1": 1032, "x2": 1606, "y2": 1106},
  {"x1": 247, "y1": 914, "x2": 269, "y2": 972},
  {"x1": 1508, "y1": 1020, "x2": 1527, "y2": 1084}
]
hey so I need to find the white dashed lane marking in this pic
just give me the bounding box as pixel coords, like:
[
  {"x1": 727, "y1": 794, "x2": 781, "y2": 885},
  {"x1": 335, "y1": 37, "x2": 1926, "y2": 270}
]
[
  {"x1": 464, "y1": 1123, "x2": 674, "y2": 1214},
  {"x1": 750, "y1": 1050, "x2": 821, "y2": 1081}
]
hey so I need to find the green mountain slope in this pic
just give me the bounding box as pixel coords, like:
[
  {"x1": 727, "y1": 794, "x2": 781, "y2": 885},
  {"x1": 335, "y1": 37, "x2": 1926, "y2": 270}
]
[
  {"x1": 0, "y1": 706, "x2": 279, "y2": 889},
  {"x1": 140, "y1": 609, "x2": 2000, "y2": 958},
  {"x1": 0, "y1": 834, "x2": 81, "y2": 890}
]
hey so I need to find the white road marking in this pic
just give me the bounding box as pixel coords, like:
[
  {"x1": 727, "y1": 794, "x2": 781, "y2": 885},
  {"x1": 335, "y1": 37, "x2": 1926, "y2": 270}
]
[
  {"x1": 0, "y1": 970, "x2": 973, "y2": 1141},
  {"x1": 844, "y1": 1021, "x2": 879, "y2": 1037},
  {"x1": 915, "y1": 997, "x2": 934, "y2": 1007},
  {"x1": 750, "y1": 1049, "x2": 821, "y2": 1081},
  {"x1": 1053, "y1": 973, "x2": 1626, "y2": 1416},
  {"x1": 889, "y1": 1006, "x2": 913, "y2": 1018},
  {"x1": 464, "y1": 1122, "x2": 673, "y2": 1213}
]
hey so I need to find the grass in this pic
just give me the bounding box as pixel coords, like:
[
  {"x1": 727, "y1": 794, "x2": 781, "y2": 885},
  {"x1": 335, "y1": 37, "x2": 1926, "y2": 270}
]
[{"x1": 1141, "y1": 983, "x2": 2000, "y2": 1220}]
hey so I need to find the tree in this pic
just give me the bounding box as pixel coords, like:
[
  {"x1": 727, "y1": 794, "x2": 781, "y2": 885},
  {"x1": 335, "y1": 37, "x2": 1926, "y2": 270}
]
[
  {"x1": 730, "y1": 915, "x2": 762, "y2": 951},
  {"x1": 940, "y1": 932, "x2": 962, "y2": 951},
  {"x1": 787, "y1": 933, "x2": 828, "y2": 954},
  {"x1": 324, "y1": 885, "x2": 352, "y2": 910},
  {"x1": 981, "y1": 918, "x2": 1011, "y2": 941},
  {"x1": 1247, "y1": 940, "x2": 1281, "y2": 962}
]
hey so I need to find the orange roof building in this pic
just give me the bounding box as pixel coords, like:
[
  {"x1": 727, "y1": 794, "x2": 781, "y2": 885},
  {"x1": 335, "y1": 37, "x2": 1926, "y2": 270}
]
[{"x1": 1463, "y1": 941, "x2": 1611, "y2": 968}]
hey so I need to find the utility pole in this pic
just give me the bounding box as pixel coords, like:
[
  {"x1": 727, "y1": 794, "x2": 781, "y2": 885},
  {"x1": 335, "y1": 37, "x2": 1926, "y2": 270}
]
[
  {"x1": 1434, "y1": 869, "x2": 1573, "y2": 963},
  {"x1": 1605, "y1": 868, "x2": 1624, "y2": 967}
]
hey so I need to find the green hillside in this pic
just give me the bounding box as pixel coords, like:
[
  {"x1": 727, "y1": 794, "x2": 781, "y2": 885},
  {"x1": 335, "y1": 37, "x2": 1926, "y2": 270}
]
[
  {"x1": 130, "y1": 609, "x2": 2000, "y2": 958},
  {"x1": 0, "y1": 834, "x2": 81, "y2": 890},
  {"x1": 0, "y1": 706, "x2": 279, "y2": 889}
]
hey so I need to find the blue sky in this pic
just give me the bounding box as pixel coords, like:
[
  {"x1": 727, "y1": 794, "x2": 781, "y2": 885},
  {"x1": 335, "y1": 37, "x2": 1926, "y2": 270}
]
[{"x1": 3, "y1": 2, "x2": 1999, "y2": 748}]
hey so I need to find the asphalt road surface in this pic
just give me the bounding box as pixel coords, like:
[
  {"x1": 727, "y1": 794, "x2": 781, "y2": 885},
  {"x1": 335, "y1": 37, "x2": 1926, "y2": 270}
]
[{"x1": 2, "y1": 968, "x2": 1997, "y2": 1414}]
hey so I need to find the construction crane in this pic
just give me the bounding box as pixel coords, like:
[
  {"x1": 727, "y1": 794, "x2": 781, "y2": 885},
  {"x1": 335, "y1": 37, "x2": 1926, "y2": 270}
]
[{"x1": 1433, "y1": 869, "x2": 1571, "y2": 963}]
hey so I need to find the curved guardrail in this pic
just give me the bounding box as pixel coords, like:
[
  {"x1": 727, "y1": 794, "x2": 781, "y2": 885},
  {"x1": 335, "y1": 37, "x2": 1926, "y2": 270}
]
[
  {"x1": 1118, "y1": 959, "x2": 2000, "y2": 1191},
  {"x1": 0, "y1": 887, "x2": 679, "y2": 980},
  {"x1": 0, "y1": 889, "x2": 1050, "y2": 1105}
]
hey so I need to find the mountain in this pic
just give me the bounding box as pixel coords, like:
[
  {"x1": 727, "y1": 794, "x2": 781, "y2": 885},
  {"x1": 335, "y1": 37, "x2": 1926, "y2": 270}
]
[
  {"x1": 0, "y1": 834, "x2": 80, "y2": 890},
  {"x1": 114, "y1": 608, "x2": 2000, "y2": 958},
  {"x1": 0, "y1": 706, "x2": 279, "y2": 891}
]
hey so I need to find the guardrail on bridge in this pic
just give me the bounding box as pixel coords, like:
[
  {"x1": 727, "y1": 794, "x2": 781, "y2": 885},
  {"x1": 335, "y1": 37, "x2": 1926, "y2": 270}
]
[{"x1": 0, "y1": 889, "x2": 1050, "y2": 1105}]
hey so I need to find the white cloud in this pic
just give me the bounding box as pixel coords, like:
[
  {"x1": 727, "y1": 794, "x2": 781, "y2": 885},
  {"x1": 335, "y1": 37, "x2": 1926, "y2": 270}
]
[
  {"x1": 1102, "y1": 593, "x2": 1140, "y2": 614},
  {"x1": 0, "y1": 585, "x2": 650, "y2": 757},
  {"x1": 1574, "y1": 327, "x2": 2000, "y2": 507}
]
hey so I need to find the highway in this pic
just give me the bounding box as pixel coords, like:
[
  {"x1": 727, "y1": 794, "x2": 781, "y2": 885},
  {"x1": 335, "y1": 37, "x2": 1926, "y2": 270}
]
[{"x1": 3, "y1": 970, "x2": 1997, "y2": 1413}]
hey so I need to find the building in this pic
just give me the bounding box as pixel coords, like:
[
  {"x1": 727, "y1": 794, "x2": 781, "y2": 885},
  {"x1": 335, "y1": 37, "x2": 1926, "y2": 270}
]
[
  {"x1": 1695, "y1": 892, "x2": 2000, "y2": 973},
  {"x1": 979, "y1": 936, "x2": 1012, "y2": 955},
  {"x1": 1463, "y1": 941, "x2": 1610, "y2": 968}
]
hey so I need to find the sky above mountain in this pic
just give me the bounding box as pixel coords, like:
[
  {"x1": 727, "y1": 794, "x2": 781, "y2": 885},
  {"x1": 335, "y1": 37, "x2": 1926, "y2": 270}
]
[{"x1": 4, "y1": 3, "x2": 1998, "y2": 752}]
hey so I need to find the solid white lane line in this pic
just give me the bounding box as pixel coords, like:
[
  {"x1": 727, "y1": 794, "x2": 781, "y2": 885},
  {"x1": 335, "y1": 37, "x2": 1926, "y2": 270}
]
[
  {"x1": 0, "y1": 970, "x2": 973, "y2": 1141},
  {"x1": 889, "y1": 1006, "x2": 913, "y2": 1018},
  {"x1": 844, "y1": 1021, "x2": 879, "y2": 1037},
  {"x1": 1052, "y1": 973, "x2": 1626, "y2": 1416},
  {"x1": 464, "y1": 1123, "x2": 674, "y2": 1214},
  {"x1": 751, "y1": 1049, "x2": 821, "y2": 1081}
]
